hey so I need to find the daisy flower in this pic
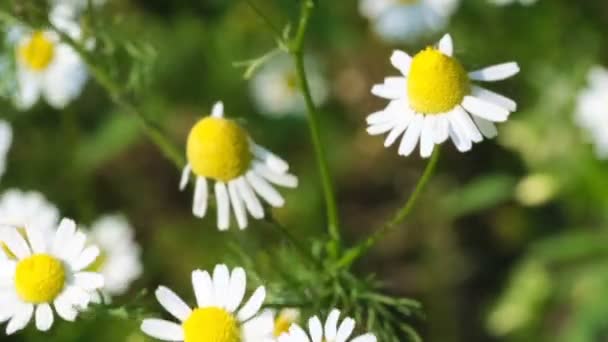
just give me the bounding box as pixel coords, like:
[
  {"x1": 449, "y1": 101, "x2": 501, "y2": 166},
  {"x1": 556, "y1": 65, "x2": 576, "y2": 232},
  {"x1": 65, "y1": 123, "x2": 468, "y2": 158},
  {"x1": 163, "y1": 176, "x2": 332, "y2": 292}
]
[
  {"x1": 87, "y1": 214, "x2": 142, "y2": 296},
  {"x1": 575, "y1": 66, "x2": 608, "y2": 159},
  {"x1": 250, "y1": 56, "x2": 328, "y2": 118},
  {"x1": 241, "y1": 308, "x2": 301, "y2": 341},
  {"x1": 359, "y1": 0, "x2": 459, "y2": 44},
  {"x1": 180, "y1": 101, "x2": 298, "y2": 230},
  {"x1": 0, "y1": 218, "x2": 104, "y2": 334},
  {"x1": 0, "y1": 121, "x2": 12, "y2": 179},
  {"x1": 10, "y1": 7, "x2": 87, "y2": 110},
  {"x1": 0, "y1": 189, "x2": 59, "y2": 240},
  {"x1": 368, "y1": 33, "x2": 519, "y2": 157},
  {"x1": 141, "y1": 264, "x2": 271, "y2": 342},
  {"x1": 277, "y1": 308, "x2": 376, "y2": 342}
]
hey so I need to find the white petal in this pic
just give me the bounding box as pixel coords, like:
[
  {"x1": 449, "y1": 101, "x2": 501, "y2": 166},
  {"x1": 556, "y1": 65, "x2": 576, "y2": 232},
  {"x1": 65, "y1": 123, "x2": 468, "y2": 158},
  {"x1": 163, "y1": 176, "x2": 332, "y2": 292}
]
[
  {"x1": 15, "y1": 70, "x2": 41, "y2": 110},
  {"x1": 179, "y1": 164, "x2": 191, "y2": 190},
  {"x1": 471, "y1": 85, "x2": 517, "y2": 112},
  {"x1": 453, "y1": 107, "x2": 483, "y2": 143},
  {"x1": 215, "y1": 182, "x2": 231, "y2": 231},
  {"x1": 192, "y1": 270, "x2": 214, "y2": 307},
  {"x1": 462, "y1": 96, "x2": 509, "y2": 122},
  {"x1": 469, "y1": 62, "x2": 520, "y2": 82},
  {"x1": 245, "y1": 173, "x2": 284, "y2": 208},
  {"x1": 438, "y1": 34, "x2": 453, "y2": 56},
  {"x1": 419, "y1": 117, "x2": 435, "y2": 158},
  {"x1": 73, "y1": 272, "x2": 104, "y2": 290},
  {"x1": 398, "y1": 114, "x2": 424, "y2": 156},
  {"x1": 371, "y1": 82, "x2": 402, "y2": 100},
  {"x1": 351, "y1": 333, "x2": 378, "y2": 342},
  {"x1": 211, "y1": 101, "x2": 224, "y2": 117},
  {"x1": 253, "y1": 162, "x2": 298, "y2": 188},
  {"x1": 237, "y1": 286, "x2": 266, "y2": 322},
  {"x1": 1, "y1": 227, "x2": 31, "y2": 259},
  {"x1": 71, "y1": 246, "x2": 100, "y2": 271},
  {"x1": 324, "y1": 309, "x2": 341, "y2": 341},
  {"x1": 64, "y1": 231, "x2": 86, "y2": 264},
  {"x1": 62, "y1": 285, "x2": 91, "y2": 309},
  {"x1": 226, "y1": 267, "x2": 246, "y2": 313},
  {"x1": 309, "y1": 316, "x2": 323, "y2": 342},
  {"x1": 212, "y1": 264, "x2": 230, "y2": 309},
  {"x1": 366, "y1": 109, "x2": 396, "y2": 125},
  {"x1": 6, "y1": 303, "x2": 33, "y2": 335},
  {"x1": 228, "y1": 182, "x2": 248, "y2": 230},
  {"x1": 35, "y1": 303, "x2": 53, "y2": 331},
  {"x1": 193, "y1": 177, "x2": 208, "y2": 218},
  {"x1": 390, "y1": 50, "x2": 412, "y2": 76},
  {"x1": 432, "y1": 115, "x2": 449, "y2": 144},
  {"x1": 25, "y1": 226, "x2": 46, "y2": 254},
  {"x1": 155, "y1": 286, "x2": 192, "y2": 322},
  {"x1": 448, "y1": 118, "x2": 472, "y2": 153},
  {"x1": 252, "y1": 144, "x2": 289, "y2": 173},
  {"x1": 52, "y1": 218, "x2": 76, "y2": 258},
  {"x1": 237, "y1": 176, "x2": 266, "y2": 218},
  {"x1": 54, "y1": 294, "x2": 77, "y2": 321},
  {"x1": 472, "y1": 115, "x2": 498, "y2": 139},
  {"x1": 141, "y1": 319, "x2": 184, "y2": 341},
  {"x1": 335, "y1": 317, "x2": 356, "y2": 342},
  {"x1": 367, "y1": 120, "x2": 398, "y2": 136},
  {"x1": 287, "y1": 324, "x2": 310, "y2": 342}
]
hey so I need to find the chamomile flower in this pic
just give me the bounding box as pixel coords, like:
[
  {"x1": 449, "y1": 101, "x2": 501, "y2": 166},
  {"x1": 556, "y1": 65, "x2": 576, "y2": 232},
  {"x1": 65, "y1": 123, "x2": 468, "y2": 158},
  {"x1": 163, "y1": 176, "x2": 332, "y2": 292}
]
[
  {"x1": 88, "y1": 214, "x2": 142, "y2": 296},
  {"x1": 241, "y1": 308, "x2": 301, "y2": 341},
  {"x1": 0, "y1": 121, "x2": 12, "y2": 179},
  {"x1": 368, "y1": 34, "x2": 519, "y2": 157},
  {"x1": 0, "y1": 189, "x2": 59, "y2": 239},
  {"x1": 11, "y1": 8, "x2": 87, "y2": 110},
  {"x1": 277, "y1": 308, "x2": 376, "y2": 342},
  {"x1": 141, "y1": 264, "x2": 271, "y2": 342},
  {"x1": 250, "y1": 56, "x2": 328, "y2": 118},
  {"x1": 0, "y1": 218, "x2": 104, "y2": 334},
  {"x1": 180, "y1": 101, "x2": 298, "y2": 230},
  {"x1": 359, "y1": 0, "x2": 459, "y2": 43},
  {"x1": 575, "y1": 66, "x2": 608, "y2": 159}
]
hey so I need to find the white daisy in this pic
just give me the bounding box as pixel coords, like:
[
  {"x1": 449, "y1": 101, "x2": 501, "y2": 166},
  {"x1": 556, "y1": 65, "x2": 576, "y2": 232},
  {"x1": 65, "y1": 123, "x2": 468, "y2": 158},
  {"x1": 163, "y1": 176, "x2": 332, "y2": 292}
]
[
  {"x1": 180, "y1": 101, "x2": 298, "y2": 230},
  {"x1": 277, "y1": 308, "x2": 376, "y2": 342},
  {"x1": 87, "y1": 214, "x2": 142, "y2": 296},
  {"x1": 359, "y1": 0, "x2": 459, "y2": 43},
  {"x1": 0, "y1": 189, "x2": 59, "y2": 239},
  {"x1": 242, "y1": 308, "x2": 301, "y2": 341},
  {"x1": 0, "y1": 218, "x2": 104, "y2": 334},
  {"x1": 0, "y1": 121, "x2": 12, "y2": 179},
  {"x1": 141, "y1": 264, "x2": 271, "y2": 342},
  {"x1": 11, "y1": 7, "x2": 87, "y2": 110},
  {"x1": 250, "y1": 56, "x2": 328, "y2": 118},
  {"x1": 368, "y1": 33, "x2": 519, "y2": 157},
  {"x1": 575, "y1": 66, "x2": 608, "y2": 159},
  {"x1": 489, "y1": 0, "x2": 538, "y2": 6}
]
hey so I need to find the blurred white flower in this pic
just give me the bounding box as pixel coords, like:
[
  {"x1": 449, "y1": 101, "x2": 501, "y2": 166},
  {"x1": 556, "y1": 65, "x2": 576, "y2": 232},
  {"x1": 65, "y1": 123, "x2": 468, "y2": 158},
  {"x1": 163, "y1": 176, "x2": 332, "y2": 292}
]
[
  {"x1": 88, "y1": 214, "x2": 142, "y2": 296},
  {"x1": 10, "y1": 6, "x2": 87, "y2": 110},
  {"x1": 368, "y1": 34, "x2": 519, "y2": 158},
  {"x1": 250, "y1": 56, "x2": 328, "y2": 118},
  {"x1": 359, "y1": 0, "x2": 459, "y2": 43},
  {"x1": 0, "y1": 218, "x2": 104, "y2": 334},
  {"x1": 141, "y1": 264, "x2": 270, "y2": 342},
  {"x1": 180, "y1": 101, "x2": 298, "y2": 230},
  {"x1": 0, "y1": 189, "x2": 59, "y2": 237},
  {"x1": 575, "y1": 66, "x2": 608, "y2": 159},
  {"x1": 515, "y1": 173, "x2": 558, "y2": 207},
  {"x1": 488, "y1": 0, "x2": 538, "y2": 6},
  {"x1": 242, "y1": 308, "x2": 300, "y2": 341},
  {"x1": 0, "y1": 121, "x2": 12, "y2": 179}
]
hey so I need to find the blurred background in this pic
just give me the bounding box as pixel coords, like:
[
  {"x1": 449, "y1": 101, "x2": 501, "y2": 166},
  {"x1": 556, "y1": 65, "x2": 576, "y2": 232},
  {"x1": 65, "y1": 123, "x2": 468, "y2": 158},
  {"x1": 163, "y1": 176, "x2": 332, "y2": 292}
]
[{"x1": 2, "y1": 0, "x2": 608, "y2": 341}]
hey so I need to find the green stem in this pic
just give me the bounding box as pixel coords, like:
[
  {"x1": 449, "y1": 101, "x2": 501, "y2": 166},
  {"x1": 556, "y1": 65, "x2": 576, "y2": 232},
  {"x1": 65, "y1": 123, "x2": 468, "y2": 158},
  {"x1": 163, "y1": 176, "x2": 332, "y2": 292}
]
[
  {"x1": 50, "y1": 24, "x2": 185, "y2": 169},
  {"x1": 336, "y1": 148, "x2": 441, "y2": 269},
  {"x1": 290, "y1": 0, "x2": 341, "y2": 258}
]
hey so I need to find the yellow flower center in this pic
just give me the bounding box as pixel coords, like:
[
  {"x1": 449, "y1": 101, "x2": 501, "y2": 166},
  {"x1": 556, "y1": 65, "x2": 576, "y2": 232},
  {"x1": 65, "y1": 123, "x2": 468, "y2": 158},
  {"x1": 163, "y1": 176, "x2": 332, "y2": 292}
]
[
  {"x1": 186, "y1": 117, "x2": 252, "y2": 182},
  {"x1": 273, "y1": 314, "x2": 294, "y2": 337},
  {"x1": 18, "y1": 31, "x2": 55, "y2": 71},
  {"x1": 182, "y1": 307, "x2": 241, "y2": 342},
  {"x1": 407, "y1": 47, "x2": 469, "y2": 114},
  {"x1": 15, "y1": 254, "x2": 66, "y2": 304}
]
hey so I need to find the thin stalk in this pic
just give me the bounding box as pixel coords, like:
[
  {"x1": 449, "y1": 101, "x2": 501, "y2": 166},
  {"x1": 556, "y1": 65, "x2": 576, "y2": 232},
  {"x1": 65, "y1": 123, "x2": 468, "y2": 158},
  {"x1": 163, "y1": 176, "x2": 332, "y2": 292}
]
[
  {"x1": 290, "y1": 0, "x2": 342, "y2": 258},
  {"x1": 336, "y1": 148, "x2": 441, "y2": 269}
]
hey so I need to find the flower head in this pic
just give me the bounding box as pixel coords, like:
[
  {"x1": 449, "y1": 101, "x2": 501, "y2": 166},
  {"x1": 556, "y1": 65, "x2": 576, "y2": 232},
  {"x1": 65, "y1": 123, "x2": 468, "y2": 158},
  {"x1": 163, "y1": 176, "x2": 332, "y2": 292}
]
[
  {"x1": 141, "y1": 264, "x2": 270, "y2": 342},
  {"x1": 0, "y1": 218, "x2": 104, "y2": 334},
  {"x1": 0, "y1": 190, "x2": 59, "y2": 241},
  {"x1": 277, "y1": 308, "x2": 376, "y2": 342},
  {"x1": 368, "y1": 34, "x2": 519, "y2": 157},
  {"x1": 359, "y1": 0, "x2": 459, "y2": 43},
  {"x1": 180, "y1": 101, "x2": 298, "y2": 230},
  {"x1": 87, "y1": 214, "x2": 142, "y2": 296}
]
